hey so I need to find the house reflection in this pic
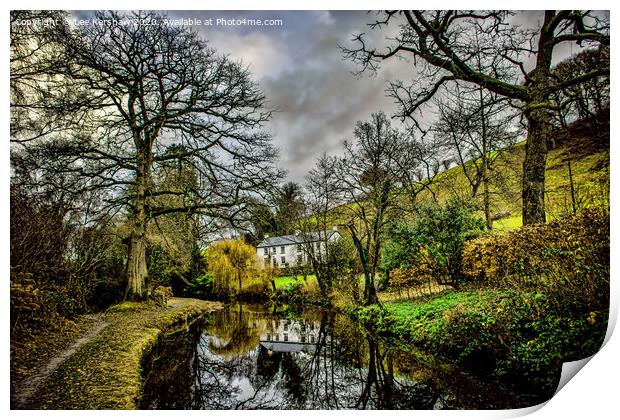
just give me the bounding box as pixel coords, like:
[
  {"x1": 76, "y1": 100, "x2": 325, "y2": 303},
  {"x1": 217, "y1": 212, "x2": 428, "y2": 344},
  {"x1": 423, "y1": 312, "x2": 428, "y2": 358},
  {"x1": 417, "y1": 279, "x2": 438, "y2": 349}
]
[{"x1": 248, "y1": 318, "x2": 321, "y2": 353}]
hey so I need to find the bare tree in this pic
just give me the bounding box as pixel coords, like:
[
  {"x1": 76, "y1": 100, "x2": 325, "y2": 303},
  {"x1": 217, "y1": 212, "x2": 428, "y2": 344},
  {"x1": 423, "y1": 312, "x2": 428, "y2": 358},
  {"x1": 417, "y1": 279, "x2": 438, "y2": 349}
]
[
  {"x1": 343, "y1": 10, "x2": 610, "y2": 225},
  {"x1": 298, "y1": 154, "x2": 342, "y2": 296},
  {"x1": 434, "y1": 84, "x2": 518, "y2": 229},
  {"x1": 332, "y1": 112, "x2": 408, "y2": 305},
  {"x1": 549, "y1": 45, "x2": 610, "y2": 132},
  {"x1": 11, "y1": 11, "x2": 283, "y2": 300},
  {"x1": 10, "y1": 10, "x2": 73, "y2": 143}
]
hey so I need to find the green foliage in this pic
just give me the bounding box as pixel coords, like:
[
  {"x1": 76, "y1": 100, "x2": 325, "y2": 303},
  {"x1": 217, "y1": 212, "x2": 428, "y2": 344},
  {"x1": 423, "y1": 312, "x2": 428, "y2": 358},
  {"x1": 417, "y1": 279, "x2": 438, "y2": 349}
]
[
  {"x1": 147, "y1": 246, "x2": 174, "y2": 286},
  {"x1": 183, "y1": 273, "x2": 214, "y2": 300},
  {"x1": 383, "y1": 197, "x2": 485, "y2": 284},
  {"x1": 351, "y1": 288, "x2": 607, "y2": 395}
]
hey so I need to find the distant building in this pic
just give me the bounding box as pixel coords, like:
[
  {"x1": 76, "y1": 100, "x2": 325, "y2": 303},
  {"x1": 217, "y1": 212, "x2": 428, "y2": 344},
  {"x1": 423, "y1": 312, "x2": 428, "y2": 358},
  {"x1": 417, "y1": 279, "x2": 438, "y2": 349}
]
[
  {"x1": 256, "y1": 227, "x2": 341, "y2": 269},
  {"x1": 249, "y1": 318, "x2": 321, "y2": 353}
]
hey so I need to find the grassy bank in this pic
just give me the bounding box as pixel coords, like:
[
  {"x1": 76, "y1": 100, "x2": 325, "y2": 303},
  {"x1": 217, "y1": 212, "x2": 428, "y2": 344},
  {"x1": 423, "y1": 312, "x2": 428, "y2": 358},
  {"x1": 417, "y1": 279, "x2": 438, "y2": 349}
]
[
  {"x1": 21, "y1": 298, "x2": 222, "y2": 409},
  {"x1": 349, "y1": 288, "x2": 607, "y2": 396}
]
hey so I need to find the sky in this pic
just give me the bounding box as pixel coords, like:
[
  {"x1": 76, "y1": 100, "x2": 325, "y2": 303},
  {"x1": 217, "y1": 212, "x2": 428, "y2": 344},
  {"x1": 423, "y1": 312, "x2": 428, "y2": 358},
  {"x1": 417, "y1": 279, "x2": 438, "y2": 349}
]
[
  {"x1": 70, "y1": 10, "x2": 602, "y2": 184},
  {"x1": 167, "y1": 10, "x2": 411, "y2": 183}
]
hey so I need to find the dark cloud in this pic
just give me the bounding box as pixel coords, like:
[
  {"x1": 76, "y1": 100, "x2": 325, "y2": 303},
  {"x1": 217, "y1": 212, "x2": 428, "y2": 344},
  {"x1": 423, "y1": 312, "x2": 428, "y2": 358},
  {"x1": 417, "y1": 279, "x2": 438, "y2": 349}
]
[
  {"x1": 69, "y1": 10, "x2": 590, "y2": 184},
  {"x1": 171, "y1": 10, "x2": 412, "y2": 182}
]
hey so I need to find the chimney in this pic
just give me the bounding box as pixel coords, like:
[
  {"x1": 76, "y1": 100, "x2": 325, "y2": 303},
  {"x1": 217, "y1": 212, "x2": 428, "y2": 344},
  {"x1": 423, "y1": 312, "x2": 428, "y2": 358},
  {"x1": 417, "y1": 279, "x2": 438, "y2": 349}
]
[
  {"x1": 332, "y1": 226, "x2": 338, "y2": 231},
  {"x1": 294, "y1": 229, "x2": 301, "y2": 236}
]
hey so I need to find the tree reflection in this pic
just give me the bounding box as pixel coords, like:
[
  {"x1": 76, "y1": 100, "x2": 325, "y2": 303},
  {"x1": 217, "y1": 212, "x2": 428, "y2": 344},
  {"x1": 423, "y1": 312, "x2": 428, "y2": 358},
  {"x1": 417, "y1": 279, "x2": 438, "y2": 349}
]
[
  {"x1": 141, "y1": 305, "x2": 549, "y2": 410},
  {"x1": 183, "y1": 307, "x2": 440, "y2": 409}
]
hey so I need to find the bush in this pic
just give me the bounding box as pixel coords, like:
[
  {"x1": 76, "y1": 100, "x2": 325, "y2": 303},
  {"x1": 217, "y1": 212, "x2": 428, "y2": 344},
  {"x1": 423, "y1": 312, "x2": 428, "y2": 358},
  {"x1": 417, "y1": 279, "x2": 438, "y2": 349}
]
[
  {"x1": 461, "y1": 207, "x2": 609, "y2": 312},
  {"x1": 10, "y1": 273, "x2": 64, "y2": 334},
  {"x1": 182, "y1": 273, "x2": 213, "y2": 300},
  {"x1": 462, "y1": 207, "x2": 608, "y2": 282},
  {"x1": 383, "y1": 197, "x2": 485, "y2": 286}
]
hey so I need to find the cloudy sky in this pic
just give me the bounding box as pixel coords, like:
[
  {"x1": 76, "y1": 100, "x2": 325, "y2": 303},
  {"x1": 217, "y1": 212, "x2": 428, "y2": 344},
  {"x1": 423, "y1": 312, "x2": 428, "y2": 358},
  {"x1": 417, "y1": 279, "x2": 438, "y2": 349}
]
[
  {"x1": 71, "y1": 10, "x2": 593, "y2": 184},
  {"x1": 165, "y1": 10, "x2": 413, "y2": 183}
]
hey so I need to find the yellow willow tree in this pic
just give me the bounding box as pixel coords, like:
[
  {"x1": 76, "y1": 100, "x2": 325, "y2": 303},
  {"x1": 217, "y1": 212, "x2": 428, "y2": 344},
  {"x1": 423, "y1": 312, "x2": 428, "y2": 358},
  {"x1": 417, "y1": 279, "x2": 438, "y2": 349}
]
[{"x1": 205, "y1": 240, "x2": 258, "y2": 295}]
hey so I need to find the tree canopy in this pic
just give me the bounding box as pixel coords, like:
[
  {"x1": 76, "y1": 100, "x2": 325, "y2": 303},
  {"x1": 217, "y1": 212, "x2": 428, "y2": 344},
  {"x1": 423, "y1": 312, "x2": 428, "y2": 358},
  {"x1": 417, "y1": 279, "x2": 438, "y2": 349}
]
[{"x1": 11, "y1": 11, "x2": 283, "y2": 300}]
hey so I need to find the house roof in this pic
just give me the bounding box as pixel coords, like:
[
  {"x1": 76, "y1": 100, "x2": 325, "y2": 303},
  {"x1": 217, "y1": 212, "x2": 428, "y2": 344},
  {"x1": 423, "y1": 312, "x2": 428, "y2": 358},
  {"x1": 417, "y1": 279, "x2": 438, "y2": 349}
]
[{"x1": 256, "y1": 230, "x2": 339, "y2": 248}]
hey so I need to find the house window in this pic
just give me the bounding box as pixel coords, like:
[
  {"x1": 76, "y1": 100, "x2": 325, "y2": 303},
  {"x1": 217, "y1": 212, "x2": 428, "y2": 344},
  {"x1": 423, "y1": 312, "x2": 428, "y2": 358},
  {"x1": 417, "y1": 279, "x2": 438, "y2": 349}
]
[
  {"x1": 272, "y1": 247, "x2": 276, "y2": 254},
  {"x1": 301, "y1": 335, "x2": 306, "y2": 343},
  {"x1": 310, "y1": 335, "x2": 315, "y2": 343},
  {"x1": 284, "y1": 333, "x2": 288, "y2": 342},
  {"x1": 263, "y1": 248, "x2": 268, "y2": 255},
  {"x1": 297, "y1": 244, "x2": 302, "y2": 252},
  {"x1": 296, "y1": 255, "x2": 302, "y2": 265},
  {"x1": 281, "y1": 256, "x2": 286, "y2": 264},
  {"x1": 281, "y1": 246, "x2": 285, "y2": 254}
]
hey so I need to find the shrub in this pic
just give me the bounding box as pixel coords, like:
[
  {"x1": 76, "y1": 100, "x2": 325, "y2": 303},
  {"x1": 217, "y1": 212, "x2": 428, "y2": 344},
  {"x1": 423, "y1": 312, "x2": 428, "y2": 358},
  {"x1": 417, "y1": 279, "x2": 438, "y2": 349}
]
[
  {"x1": 461, "y1": 207, "x2": 609, "y2": 312},
  {"x1": 10, "y1": 273, "x2": 64, "y2": 334},
  {"x1": 183, "y1": 273, "x2": 213, "y2": 300},
  {"x1": 462, "y1": 207, "x2": 608, "y2": 282},
  {"x1": 382, "y1": 197, "x2": 485, "y2": 286}
]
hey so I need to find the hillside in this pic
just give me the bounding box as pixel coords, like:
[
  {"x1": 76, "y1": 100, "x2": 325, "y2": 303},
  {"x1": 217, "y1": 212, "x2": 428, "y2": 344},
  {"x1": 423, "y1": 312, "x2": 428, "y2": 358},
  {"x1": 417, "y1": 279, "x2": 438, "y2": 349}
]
[{"x1": 415, "y1": 110, "x2": 610, "y2": 232}]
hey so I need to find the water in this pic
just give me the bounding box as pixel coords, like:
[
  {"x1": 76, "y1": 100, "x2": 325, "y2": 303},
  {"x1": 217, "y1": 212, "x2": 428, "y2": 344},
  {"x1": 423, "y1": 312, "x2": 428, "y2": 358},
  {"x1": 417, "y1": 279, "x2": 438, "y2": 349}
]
[{"x1": 140, "y1": 304, "x2": 547, "y2": 409}]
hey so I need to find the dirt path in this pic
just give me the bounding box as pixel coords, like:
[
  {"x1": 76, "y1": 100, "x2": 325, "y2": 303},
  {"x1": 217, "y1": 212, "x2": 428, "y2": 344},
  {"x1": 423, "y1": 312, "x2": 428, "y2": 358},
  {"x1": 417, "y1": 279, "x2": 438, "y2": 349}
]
[{"x1": 11, "y1": 314, "x2": 108, "y2": 409}]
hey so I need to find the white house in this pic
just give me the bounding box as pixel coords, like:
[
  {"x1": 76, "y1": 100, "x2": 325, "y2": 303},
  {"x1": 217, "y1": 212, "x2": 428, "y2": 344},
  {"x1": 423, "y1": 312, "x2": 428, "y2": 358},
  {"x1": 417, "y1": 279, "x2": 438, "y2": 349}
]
[
  {"x1": 248, "y1": 318, "x2": 321, "y2": 353},
  {"x1": 256, "y1": 227, "x2": 341, "y2": 269}
]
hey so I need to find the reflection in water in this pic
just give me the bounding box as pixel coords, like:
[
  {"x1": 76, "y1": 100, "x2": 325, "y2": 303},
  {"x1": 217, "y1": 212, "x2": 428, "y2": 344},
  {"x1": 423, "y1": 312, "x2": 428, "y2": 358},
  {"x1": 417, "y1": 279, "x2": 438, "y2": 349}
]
[{"x1": 141, "y1": 304, "x2": 543, "y2": 410}]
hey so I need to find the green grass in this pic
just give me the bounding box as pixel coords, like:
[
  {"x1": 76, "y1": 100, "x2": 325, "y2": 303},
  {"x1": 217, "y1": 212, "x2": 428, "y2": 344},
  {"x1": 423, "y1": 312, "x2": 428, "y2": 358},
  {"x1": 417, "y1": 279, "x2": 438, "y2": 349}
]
[
  {"x1": 274, "y1": 274, "x2": 317, "y2": 289},
  {"x1": 493, "y1": 215, "x2": 522, "y2": 233}
]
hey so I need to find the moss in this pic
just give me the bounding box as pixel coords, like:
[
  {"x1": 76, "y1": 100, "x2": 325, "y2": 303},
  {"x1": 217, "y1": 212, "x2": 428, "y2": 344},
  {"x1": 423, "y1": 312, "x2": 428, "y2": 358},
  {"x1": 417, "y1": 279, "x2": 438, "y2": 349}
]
[
  {"x1": 28, "y1": 298, "x2": 222, "y2": 409},
  {"x1": 106, "y1": 301, "x2": 155, "y2": 313}
]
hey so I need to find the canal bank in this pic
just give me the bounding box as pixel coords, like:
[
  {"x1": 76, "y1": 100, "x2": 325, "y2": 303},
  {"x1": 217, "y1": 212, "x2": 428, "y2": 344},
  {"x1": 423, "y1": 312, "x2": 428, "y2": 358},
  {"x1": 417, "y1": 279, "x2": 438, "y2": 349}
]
[{"x1": 12, "y1": 298, "x2": 223, "y2": 409}]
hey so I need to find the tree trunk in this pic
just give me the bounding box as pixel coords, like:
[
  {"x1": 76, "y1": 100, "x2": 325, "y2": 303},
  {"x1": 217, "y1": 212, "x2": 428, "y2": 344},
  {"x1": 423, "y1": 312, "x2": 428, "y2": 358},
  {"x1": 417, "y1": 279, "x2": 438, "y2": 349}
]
[
  {"x1": 522, "y1": 11, "x2": 554, "y2": 226},
  {"x1": 483, "y1": 161, "x2": 492, "y2": 230},
  {"x1": 125, "y1": 146, "x2": 150, "y2": 301},
  {"x1": 126, "y1": 229, "x2": 148, "y2": 300},
  {"x1": 522, "y1": 107, "x2": 549, "y2": 225},
  {"x1": 479, "y1": 88, "x2": 492, "y2": 230},
  {"x1": 364, "y1": 273, "x2": 378, "y2": 305}
]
